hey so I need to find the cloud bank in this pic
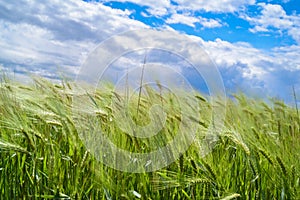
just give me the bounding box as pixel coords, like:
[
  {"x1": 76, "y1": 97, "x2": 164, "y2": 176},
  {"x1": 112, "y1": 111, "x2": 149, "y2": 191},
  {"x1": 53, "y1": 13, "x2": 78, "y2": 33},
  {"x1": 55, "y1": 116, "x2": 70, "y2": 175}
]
[
  {"x1": 0, "y1": 0, "x2": 299, "y2": 103},
  {"x1": 0, "y1": 0, "x2": 146, "y2": 78}
]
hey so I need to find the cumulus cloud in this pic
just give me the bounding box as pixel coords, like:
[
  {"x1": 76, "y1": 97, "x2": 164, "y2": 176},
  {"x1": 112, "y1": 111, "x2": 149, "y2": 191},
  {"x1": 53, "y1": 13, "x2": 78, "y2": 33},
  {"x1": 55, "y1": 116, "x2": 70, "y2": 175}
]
[
  {"x1": 242, "y1": 3, "x2": 300, "y2": 44},
  {"x1": 0, "y1": 0, "x2": 147, "y2": 78},
  {"x1": 78, "y1": 29, "x2": 225, "y2": 98},
  {"x1": 146, "y1": 7, "x2": 169, "y2": 16},
  {"x1": 198, "y1": 17, "x2": 223, "y2": 28},
  {"x1": 202, "y1": 39, "x2": 268, "y2": 78},
  {"x1": 1, "y1": 0, "x2": 300, "y2": 103},
  {"x1": 103, "y1": 0, "x2": 255, "y2": 14},
  {"x1": 195, "y1": 37, "x2": 300, "y2": 102},
  {"x1": 166, "y1": 13, "x2": 199, "y2": 28},
  {"x1": 165, "y1": 13, "x2": 223, "y2": 28},
  {"x1": 174, "y1": 0, "x2": 255, "y2": 13},
  {"x1": 101, "y1": 0, "x2": 172, "y2": 17}
]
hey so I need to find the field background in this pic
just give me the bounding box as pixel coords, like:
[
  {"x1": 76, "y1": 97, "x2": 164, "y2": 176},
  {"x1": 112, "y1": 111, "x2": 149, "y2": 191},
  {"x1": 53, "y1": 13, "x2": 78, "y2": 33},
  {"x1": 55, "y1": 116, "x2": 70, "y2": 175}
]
[{"x1": 0, "y1": 77, "x2": 299, "y2": 199}]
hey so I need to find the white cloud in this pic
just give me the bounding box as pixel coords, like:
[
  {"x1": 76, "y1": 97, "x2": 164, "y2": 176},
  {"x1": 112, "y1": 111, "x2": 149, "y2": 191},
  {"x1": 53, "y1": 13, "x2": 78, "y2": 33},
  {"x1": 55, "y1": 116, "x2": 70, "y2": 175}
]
[
  {"x1": 105, "y1": 0, "x2": 171, "y2": 9},
  {"x1": 202, "y1": 39, "x2": 268, "y2": 79},
  {"x1": 249, "y1": 26, "x2": 269, "y2": 33},
  {"x1": 146, "y1": 7, "x2": 169, "y2": 16},
  {"x1": 173, "y1": 0, "x2": 255, "y2": 13},
  {"x1": 112, "y1": 0, "x2": 255, "y2": 13},
  {"x1": 101, "y1": 0, "x2": 255, "y2": 17},
  {"x1": 166, "y1": 13, "x2": 199, "y2": 28},
  {"x1": 272, "y1": 45, "x2": 300, "y2": 71},
  {"x1": 166, "y1": 13, "x2": 223, "y2": 28},
  {"x1": 167, "y1": 34, "x2": 300, "y2": 100},
  {"x1": 77, "y1": 29, "x2": 226, "y2": 99},
  {"x1": 0, "y1": 0, "x2": 147, "y2": 78},
  {"x1": 199, "y1": 17, "x2": 223, "y2": 28},
  {"x1": 102, "y1": 0, "x2": 171, "y2": 17},
  {"x1": 1, "y1": 0, "x2": 299, "y2": 102},
  {"x1": 196, "y1": 37, "x2": 300, "y2": 101},
  {"x1": 242, "y1": 3, "x2": 300, "y2": 44}
]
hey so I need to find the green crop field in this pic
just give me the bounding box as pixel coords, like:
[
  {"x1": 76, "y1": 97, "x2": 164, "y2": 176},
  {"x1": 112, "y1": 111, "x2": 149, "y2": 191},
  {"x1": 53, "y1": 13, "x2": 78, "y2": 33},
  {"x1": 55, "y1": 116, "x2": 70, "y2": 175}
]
[{"x1": 0, "y1": 77, "x2": 299, "y2": 199}]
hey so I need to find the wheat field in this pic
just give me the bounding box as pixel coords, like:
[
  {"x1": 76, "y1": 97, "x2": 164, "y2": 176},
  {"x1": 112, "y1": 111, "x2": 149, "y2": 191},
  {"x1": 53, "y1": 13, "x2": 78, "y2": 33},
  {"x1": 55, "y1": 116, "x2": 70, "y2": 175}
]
[{"x1": 0, "y1": 77, "x2": 299, "y2": 199}]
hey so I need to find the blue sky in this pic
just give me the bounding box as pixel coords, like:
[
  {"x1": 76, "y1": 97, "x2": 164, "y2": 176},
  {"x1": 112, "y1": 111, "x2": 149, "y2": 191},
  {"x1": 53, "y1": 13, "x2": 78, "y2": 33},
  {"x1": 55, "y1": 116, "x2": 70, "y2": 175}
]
[{"x1": 0, "y1": 0, "x2": 300, "y2": 103}]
